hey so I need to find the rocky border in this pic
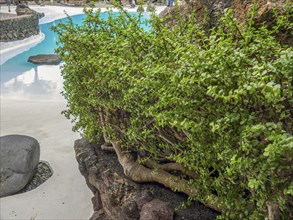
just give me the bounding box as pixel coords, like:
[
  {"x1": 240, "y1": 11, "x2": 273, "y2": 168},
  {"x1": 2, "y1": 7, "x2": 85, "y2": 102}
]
[
  {"x1": 19, "y1": 161, "x2": 53, "y2": 193},
  {"x1": 74, "y1": 139, "x2": 219, "y2": 220}
]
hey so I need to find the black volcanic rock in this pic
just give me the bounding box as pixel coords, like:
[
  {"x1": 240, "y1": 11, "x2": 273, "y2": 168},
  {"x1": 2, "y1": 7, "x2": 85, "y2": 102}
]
[
  {"x1": 16, "y1": 4, "x2": 45, "y2": 19},
  {"x1": 28, "y1": 54, "x2": 61, "y2": 65},
  {"x1": 74, "y1": 139, "x2": 219, "y2": 220}
]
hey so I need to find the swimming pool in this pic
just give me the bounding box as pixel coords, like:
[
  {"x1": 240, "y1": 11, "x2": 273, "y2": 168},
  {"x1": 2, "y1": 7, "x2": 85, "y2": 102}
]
[
  {"x1": 0, "y1": 14, "x2": 85, "y2": 101},
  {"x1": 0, "y1": 12, "x2": 148, "y2": 101}
]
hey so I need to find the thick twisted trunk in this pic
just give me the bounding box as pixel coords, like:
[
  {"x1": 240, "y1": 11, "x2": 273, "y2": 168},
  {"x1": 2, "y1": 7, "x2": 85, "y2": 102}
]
[
  {"x1": 75, "y1": 138, "x2": 220, "y2": 220},
  {"x1": 267, "y1": 203, "x2": 280, "y2": 220},
  {"x1": 111, "y1": 141, "x2": 222, "y2": 212}
]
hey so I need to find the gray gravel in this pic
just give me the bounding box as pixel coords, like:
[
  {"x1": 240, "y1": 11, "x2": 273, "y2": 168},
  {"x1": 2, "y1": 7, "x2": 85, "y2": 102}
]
[{"x1": 19, "y1": 161, "x2": 53, "y2": 193}]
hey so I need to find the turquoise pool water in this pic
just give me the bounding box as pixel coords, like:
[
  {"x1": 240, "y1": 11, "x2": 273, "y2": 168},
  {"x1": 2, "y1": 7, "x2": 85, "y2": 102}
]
[
  {"x1": 1, "y1": 14, "x2": 85, "y2": 80},
  {"x1": 0, "y1": 12, "x2": 148, "y2": 100}
]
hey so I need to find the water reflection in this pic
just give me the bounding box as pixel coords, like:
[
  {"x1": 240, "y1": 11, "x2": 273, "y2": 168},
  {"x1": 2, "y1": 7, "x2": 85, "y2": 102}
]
[
  {"x1": 0, "y1": 12, "x2": 147, "y2": 101},
  {"x1": 0, "y1": 15, "x2": 78, "y2": 101},
  {"x1": 1, "y1": 65, "x2": 64, "y2": 101},
  {"x1": 0, "y1": 14, "x2": 84, "y2": 101}
]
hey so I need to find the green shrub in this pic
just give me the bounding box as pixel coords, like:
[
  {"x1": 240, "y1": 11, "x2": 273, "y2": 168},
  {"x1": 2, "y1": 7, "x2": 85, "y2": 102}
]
[{"x1": 53, "y1": 6, "x2": 293, "y2": 219}]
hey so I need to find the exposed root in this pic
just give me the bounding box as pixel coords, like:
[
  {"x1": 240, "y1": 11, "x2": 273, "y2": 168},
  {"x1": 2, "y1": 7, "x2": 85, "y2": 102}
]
[
  {"x1": 101, "y1": 143, "x2": 115, "y2": 152},
  {"x1": 267, "y1": 202, "x2": 280, "y2": 220},
  {"x1": 111, "y1": 141, "x2": 222, "y2": 212},
  {"x1": 144, "y1": 161, "x2": 199, "y2": 179}
]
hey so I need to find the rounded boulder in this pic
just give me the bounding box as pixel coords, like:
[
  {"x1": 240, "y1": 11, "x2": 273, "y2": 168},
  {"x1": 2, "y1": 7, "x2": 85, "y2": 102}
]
[
  {"x1": 28, "y1": 54, "x2": 61, "y2": 65},
  {"x1": 0, "y1": 135, "x2": 40, "y2": 198}
]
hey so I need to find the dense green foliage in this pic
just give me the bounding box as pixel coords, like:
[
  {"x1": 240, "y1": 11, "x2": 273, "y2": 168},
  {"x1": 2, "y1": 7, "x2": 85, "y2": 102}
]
[{"x1": 53, "y1": 5, "x2": 293, "y2": 219}]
